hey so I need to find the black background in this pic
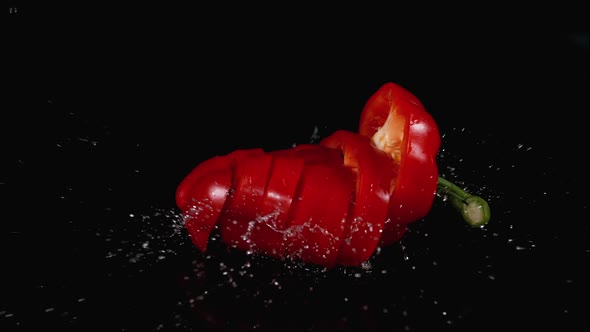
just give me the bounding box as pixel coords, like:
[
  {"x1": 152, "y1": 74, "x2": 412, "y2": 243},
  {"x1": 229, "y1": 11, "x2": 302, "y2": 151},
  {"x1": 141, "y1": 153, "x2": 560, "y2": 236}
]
[{"x1": 3, "y1": 2, "x2": 588, "y2": 331}]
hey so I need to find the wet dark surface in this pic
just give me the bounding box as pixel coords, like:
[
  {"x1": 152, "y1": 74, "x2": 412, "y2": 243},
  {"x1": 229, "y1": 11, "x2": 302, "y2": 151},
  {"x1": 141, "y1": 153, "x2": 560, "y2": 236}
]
[{"x1": 3, "y1": 3, "x2": 589, "y2": 331}]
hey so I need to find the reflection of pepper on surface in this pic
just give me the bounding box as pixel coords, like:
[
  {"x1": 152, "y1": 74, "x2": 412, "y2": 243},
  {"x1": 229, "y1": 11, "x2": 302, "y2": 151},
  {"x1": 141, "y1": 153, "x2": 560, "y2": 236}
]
[{"x1": 176, "y1": 82, "x2": 491, "y2": 268}]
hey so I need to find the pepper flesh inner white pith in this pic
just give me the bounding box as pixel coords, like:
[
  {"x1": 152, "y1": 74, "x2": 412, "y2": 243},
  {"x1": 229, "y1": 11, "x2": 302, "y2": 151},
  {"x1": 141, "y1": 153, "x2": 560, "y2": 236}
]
[{"x1": 371, "y1": 108, "x2": 405, "y2": 165}]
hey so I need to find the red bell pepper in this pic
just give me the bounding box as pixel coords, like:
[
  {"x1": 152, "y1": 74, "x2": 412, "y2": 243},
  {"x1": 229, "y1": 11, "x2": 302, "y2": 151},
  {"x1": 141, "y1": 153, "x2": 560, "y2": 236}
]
[{"x1": 175, "y1": 82, "x2": 491, "y2": 267}]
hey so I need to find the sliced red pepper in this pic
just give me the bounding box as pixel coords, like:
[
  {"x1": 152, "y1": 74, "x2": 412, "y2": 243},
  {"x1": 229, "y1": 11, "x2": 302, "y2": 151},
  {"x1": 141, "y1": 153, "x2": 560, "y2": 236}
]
[
  {"x1": 358, "y1": 82, "x2": 441, "y2": 246},
  {"x1": 174, "y1": 82, "x2": 483, "y2": 268},
  {"x1": 320, "y1": 130, "x2": 395, "y2": 266},
  {"x1": 177, "y1": 83, "x2": 441, "y2": 264}
]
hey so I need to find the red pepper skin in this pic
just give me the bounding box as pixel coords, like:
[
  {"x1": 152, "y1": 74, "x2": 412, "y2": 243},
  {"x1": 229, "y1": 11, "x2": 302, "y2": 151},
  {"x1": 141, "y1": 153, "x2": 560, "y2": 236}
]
[
  {"x1": 358, "y1": 82, "x2": 441, "y2": 246},
  {"x1": 176, "y1": 82, "x2": 442, "y2": 267}
]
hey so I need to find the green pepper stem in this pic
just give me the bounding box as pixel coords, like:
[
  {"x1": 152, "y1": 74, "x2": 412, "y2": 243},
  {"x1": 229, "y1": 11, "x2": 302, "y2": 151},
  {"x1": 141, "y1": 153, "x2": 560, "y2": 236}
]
[{"x1": 436, "y1": 176, "x2": 491, "y2": 227}]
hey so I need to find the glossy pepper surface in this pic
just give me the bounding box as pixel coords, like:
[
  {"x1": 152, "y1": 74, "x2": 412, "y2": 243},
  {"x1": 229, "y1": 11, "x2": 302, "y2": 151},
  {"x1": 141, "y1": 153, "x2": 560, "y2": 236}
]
[{"x1": 176, "y1": 82, "x2": 441, "y2": 267}]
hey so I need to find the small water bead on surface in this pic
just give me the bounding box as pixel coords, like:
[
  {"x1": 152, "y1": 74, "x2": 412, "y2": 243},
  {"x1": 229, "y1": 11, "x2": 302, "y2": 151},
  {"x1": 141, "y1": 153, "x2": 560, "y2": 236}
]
[{"x1": 359, "y1": 261, "x2": 372, "y2": 270}]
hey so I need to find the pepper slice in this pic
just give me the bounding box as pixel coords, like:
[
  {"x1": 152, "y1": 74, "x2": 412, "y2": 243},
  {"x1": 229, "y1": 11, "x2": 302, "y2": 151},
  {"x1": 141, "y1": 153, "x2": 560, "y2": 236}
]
[
  {"x1": 182, "y1": 169, "x2": 232, "y2": 252},
  {"x1": 320, "y1": 130, "x2": 395, "y2": 266},
  {"x1": 268, "y1": 144, "x2": 354, "y2": 266},
  {"x1": 219, "y1": 154, "x2": 273, "y2": 251},
  {"x1": 176, "y1": 156, "x2": 231, "y2": 211},
  {"x1": 176, "y1": 148, "x2": 264, "y2": 211},
  {"x1": 358, "y1": 82, "x2": 441, "y2": 246},
  {"x1": 248, "y1": 155, "x2": 305, "y2": 258},
  {"x1": 315, "y1": 165, "x2": 355, "y2": 267},
  {"x1": 177, "y1": 148, "x2": 266, "y2": 252},
  {"x1": 284, "y1": 162, "x2": 353, "y2": 267}
]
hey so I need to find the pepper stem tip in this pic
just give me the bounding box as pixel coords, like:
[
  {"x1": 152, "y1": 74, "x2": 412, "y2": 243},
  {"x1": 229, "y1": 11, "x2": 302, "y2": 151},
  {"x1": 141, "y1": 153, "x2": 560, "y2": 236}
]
[{"x1": 437, "y1": 176, "x2": 491, "y2": 227}]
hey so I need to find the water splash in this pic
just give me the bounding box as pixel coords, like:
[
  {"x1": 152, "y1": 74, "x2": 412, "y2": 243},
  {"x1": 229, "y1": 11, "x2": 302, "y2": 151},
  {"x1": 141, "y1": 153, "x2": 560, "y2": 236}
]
[{"x1": 97, "y1": 207, "x2": 188, "y2": 272}]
